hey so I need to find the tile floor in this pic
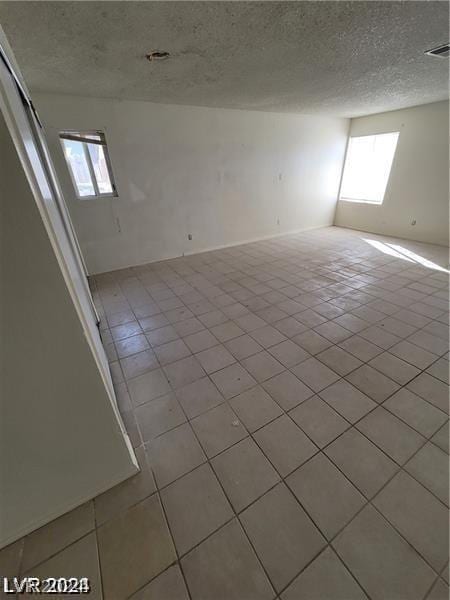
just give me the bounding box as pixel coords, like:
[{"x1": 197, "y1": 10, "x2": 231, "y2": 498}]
[{"x1": 2, "y1": 226, "x2": 449, "y2": 599}]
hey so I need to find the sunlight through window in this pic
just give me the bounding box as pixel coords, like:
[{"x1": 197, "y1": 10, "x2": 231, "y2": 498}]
[
  {"x1": 363, "y1": 239, "x2": 449, "y2": 273},
  {"x1": 340, "y1": 132, "x2": 399, "y2": 204}
]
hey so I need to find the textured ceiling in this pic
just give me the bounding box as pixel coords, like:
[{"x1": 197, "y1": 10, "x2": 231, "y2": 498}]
[{"x1": 0, "y1": 1, "x2": 448, "y2": 117}]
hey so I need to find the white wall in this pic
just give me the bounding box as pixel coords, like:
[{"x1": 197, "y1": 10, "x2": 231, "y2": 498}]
[
  {"x1": 335, "y1": 101, "x2": 449, "y2": 246},
  {"x1": 34, "y1": 94, "x2": 349, "y2": 274},
  {"x1": 0, "y1": 109, "x2": 137, "y2": 548}
]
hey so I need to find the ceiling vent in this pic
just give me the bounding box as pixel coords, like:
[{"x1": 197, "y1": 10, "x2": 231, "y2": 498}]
[{"x1": 425, "y1": 43, "x2": 450, "y2": 58}]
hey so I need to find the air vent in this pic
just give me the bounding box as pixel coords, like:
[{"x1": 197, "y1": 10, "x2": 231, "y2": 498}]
[{"x1": 425, "y1": 43, "x2": 449, "y2": 58}]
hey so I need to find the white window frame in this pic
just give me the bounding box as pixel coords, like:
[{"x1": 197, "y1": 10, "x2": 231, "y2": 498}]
[
  {"x1": 59, "y1": 130, "x2": 118, "y2": 199},
  {"x1": 339, "y1": 131, "x2": 400, "y2": 206}
]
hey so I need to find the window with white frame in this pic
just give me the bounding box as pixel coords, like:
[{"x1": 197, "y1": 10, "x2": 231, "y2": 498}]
[
  {"x1": 339, "y1": 132, "x2": 399, "y2": 205},
  {"x1": 59, "y1": 131, "x2": 117, "y2": 199}
]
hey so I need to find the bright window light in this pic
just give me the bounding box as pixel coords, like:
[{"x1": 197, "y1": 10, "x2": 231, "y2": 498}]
[
  {"x1": 59, "y1": 131, "x2": 117, "y2": 199},
  {"x1": 340, "y1": 132, "x2": 399, "y2": 204}
]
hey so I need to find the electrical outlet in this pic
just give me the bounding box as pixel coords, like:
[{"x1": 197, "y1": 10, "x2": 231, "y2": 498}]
[{"x1": 188, "y1": 233, "x2": 192, "y2": 240}]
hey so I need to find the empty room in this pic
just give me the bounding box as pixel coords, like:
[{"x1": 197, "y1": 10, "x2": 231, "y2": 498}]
[{"x1": 0, "y1": 1, "x2": 449, "y2": 599}]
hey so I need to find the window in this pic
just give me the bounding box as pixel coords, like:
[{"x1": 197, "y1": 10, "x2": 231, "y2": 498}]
[
  {"x1": 59, "y1": 131, "x2": 117, "y2": 199},
  {"x1": 339, "y1": 132, "x2": 399, "y2": 205}
]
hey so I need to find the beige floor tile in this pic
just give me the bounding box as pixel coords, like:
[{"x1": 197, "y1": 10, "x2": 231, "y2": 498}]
[
  {"x1": 195, "y1": 344, "x2": 236, "y2": 374},
  {"x1": 128, "y1": 368, "x2": 171, "y2": 407},
  {"x1": 293, "y1": 330, "x2": 333, "y2": 354},
  {"x1": 254, "y1": 415, "x2": 317, "y2": 476},
  {"x1": 234, "y1": 313, "x2": 267, "y2": 332},
  {"x1": 383, "y1": 388, "x2": 447, "y2": 437},
  {"x1": 22, "y1": 502, "x2": 94, "y2": 572},
  {"x1": 154, "y1": 339, "x2": 191, "y2": 366},
  {"x1": 115, "y1": 333, "x2": 150, "y2": 359},
  {"x1": 98, "y1": 496, "x2": 176, "y2": 600},
  {"x1": 130, "y1": 565, "x2": 189, "y2": 600},
  {"x1": 0, "y1": 540, "x2": 24, "y2": 597},
  {"x1": 358, "y1": 325, "x2": 400, "y2": 350},
  {"x1": 256, "y1": 305, "x2": 288, "y2": 323},
  {"x1": 378, "y1": 316, "x2": 418, "y2": 338},
  {"x1": 317, "y1": 345, "x2": 362, "y2": 376},
  {"x1": 145, "y1": 324, "x2": 179, "y2": 347},
  {"x1": 181, "y1": 519, "x2": 274, "y2": 600},
  {"x1": 210, "y1": 321, "x2": 245, "y2": 342},
  {"x1": 273, "y1": 316, "x2": 308, "y2": 338},
  {"x1": 121, "y1": 349, "x2": 159, "y2": 380},
  {"x1": 240, "y1": 483, "x2": 326, "y2": 591},
  {"x1": 111, "y1": 321, "x2": 142, "y2": 341},
  {"x1": 368, "y1": 352, "x2": 420, "y2": 385},
  {"x1": 135, "y1": 393, "x2": 186, "y2": 442},
  {"x1": 338, "y1": 335, "x2": 383, "y2": 361},
  {"x1": 333, "y1": 505, "x2": 435, "y2": 600},
  {"x1": 161, "y1": 464, "x2": 233, "y2": 555},
  {"x1": 374, "y1": 471, "x2": 448, "y2": 571},
  {"x1": 314, "y1": 321, "x2": 353, "y2": 344},
  {"x1": 225, "y1": 333, "x2": 264, "y2": 360},
  {"x1": 229, "y1": 385, "x2": 283, "y2": 432},
  {"x1": 163, "y1": 356, "x2": 206, "y2": 389},
  {"x1": 146, "y1": 423, "x2": 206, "y2": 488},
  {"x1": 428, "y1": 578, "x2": 449, "y2": 600},
  {"x1": 183, "y1": 329, "x2": 218, "y2": 353},
  {"x1": 263, "y1": 370, "x2": 314, "y2": 410},
  {"x1": 191, "y1": 402, "x2": 247, "y2": 457},
  {"x1": 426, "y1": 357, "x2": 450, "y2": 384},
  {"x1": 333, "y1": 313, "x2": 368, "y2": 334},
  {"x1": 325, "y1": 428, "x2": 397, "y2": 499},
  {"x1": 319, "y1": 379, "x2": 376, "y2": 423},
  {"x1": 210, "y1": 363, "x2": 257, "y2": 399},
  {"x1": 408, "y1": 330, "x2": 449, "y2": 356},
  {"x1": 405, "y1": 442, "x2": 449, "y2": 506},
  {"x1": 346, "y1": 365, "x2": 400, "y2": 403},
  {"x1": 431, "y1": 421, "x2": 449, "y2": 454},
  {"x1": 407, "y1": 373, "x2": 450, "y2": 414},
  {"x1": 290, "y1": 396, "x2": 350, "y2": 448},
  {"x1": 139, "y1": 313, "x2": 171, "y2": 332},
  {"x1": 292, "y1": 357, "x2": 340, "y2": 392},
  {"x1": 242, "y1": 351, "x2": 285, "y2": 382},
  {"x1": 164, "y1": 307, "x2": 195, "y2": 324},
  {"x1": 295, "y1": 309, "x2": 328, "y2": 328},
  {"x1": 173, "y1": 316, "x2": 206, "y2": 336},
  {"x1": 287, "y1": 453, "x2": 365, "y2": 540},
  {"x1": 197, "y1": 310, "x2": 228, "y2": 328},
  {"x1": 211, "y1": 437, "x2": 280, "y2": 511},
  {"x1": 268, "y1": 339, "x2": 310, "y2": 368},
  {"x1": 175, "y1": 376, "x2": 224, "y2": 419},
  {"x1": 357, "y1": 407, "x2": 426, "y2": 465},
  {"x1": 281, "y1": 547, "x2": 367, "y2": 600},
  {"x1": 25, "y1": 533, "x2": 102, "y2": 600},
  {"x1": 250, "y1": 325, "x2": 287, "y2": 348},
  {"x1": 107, "y1": 309, "x2": 136, "y2": 328}
]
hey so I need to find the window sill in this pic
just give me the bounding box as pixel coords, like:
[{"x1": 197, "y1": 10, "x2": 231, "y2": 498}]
[
  {"x1": 76, "y1": 194, "x2": 118, "y2": 201},
  {"x1": 339, "y1": 197, "x2": 383, "y2": 206}
]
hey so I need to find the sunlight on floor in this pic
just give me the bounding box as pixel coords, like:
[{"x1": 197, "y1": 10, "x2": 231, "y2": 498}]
[{"x1": 362, "y1": 238, "x2": 450, "y2": 273}]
